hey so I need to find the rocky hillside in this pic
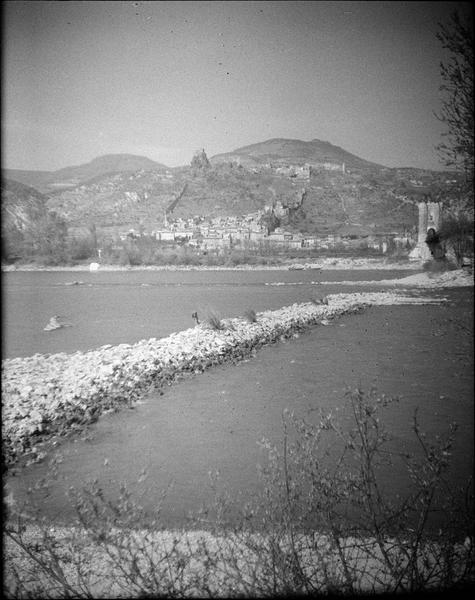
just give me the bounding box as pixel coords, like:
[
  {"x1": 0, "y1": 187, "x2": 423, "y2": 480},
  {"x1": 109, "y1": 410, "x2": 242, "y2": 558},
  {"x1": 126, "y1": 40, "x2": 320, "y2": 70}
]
[
  {"x1": 43, "y1": 161, "x2": 301, "y2": 229},
  {"x1": 2, "y1": 141, "x2": 465, "y2": 242},
  {"x1": 1, "y1": 179, "x2": 50, "y2": 231},
  {"x1": 4, "y1": 154, "x2": 168, "y2": 194},
  {"x1": 42, "y1": 161, "x2": 454, "y2": 236},
  {"x1": 1, "y1": 179, "x2": 69, "y2": 262}
]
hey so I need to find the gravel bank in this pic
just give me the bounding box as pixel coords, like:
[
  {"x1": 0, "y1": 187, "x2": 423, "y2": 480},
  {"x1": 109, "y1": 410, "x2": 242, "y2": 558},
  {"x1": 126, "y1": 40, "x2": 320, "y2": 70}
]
[
  {"x1": 5, "y1": 525, "x2": 472, "y2": 597},
  {"x1": 314, "y1": 268, "x2": 474, "y2": 288}
]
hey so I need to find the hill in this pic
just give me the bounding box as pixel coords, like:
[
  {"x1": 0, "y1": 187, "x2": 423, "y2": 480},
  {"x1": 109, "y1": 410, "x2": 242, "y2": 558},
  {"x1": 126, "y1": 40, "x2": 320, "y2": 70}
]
[
  {"x1": 3, "y1": 154, "x2": 168, "y2": 194},
  {"x1": 42, "y1": 146, "x2": 459, "y2": 236},
  {"x1": 210, "y1": 138, "x2": 384, "y2": 171},
  {"x1": 51, "y1": 154, "x2": 168, "y2": 185},
  {"x1": 2, "y1": 141, "x2": 465, "y2": 252}
]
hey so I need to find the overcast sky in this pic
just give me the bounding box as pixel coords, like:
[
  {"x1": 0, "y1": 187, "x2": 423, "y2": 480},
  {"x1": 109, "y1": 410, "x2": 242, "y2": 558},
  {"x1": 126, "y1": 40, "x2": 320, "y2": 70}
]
[{"x1": 2, "y1": 0, "x2": 472, "y2": 171}]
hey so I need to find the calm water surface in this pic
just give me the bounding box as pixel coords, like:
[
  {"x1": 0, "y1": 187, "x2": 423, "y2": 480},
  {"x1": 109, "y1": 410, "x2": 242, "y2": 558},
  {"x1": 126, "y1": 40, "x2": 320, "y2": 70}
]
[{"x1": 2, "y1": 269, "x2": 418, "y2": 358}]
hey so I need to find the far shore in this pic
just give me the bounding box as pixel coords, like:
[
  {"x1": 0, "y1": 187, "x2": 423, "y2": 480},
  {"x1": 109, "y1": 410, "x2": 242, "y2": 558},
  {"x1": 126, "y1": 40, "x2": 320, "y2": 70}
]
[{"x1": 1, "y1": 257, "x2": 424, "y2": 272}]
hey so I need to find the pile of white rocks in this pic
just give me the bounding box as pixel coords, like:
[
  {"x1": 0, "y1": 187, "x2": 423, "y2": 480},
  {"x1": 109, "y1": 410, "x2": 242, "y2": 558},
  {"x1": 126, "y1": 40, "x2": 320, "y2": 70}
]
[{"x1": 2, "y1": 292, "x2": 446, "y2": 469}]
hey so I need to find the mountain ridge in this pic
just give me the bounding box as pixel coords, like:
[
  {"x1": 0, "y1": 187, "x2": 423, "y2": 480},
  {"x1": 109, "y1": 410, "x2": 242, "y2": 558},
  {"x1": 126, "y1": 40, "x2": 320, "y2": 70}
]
[
  {"x1": 210, "y1": 137, "x2": 385, "y2": 170},
  {"x1": 3, "y1": 154, "x2": 168, "y2": 193},
  {"x1": 3, "y1": 139, "x2": 442, "y2": 190}
]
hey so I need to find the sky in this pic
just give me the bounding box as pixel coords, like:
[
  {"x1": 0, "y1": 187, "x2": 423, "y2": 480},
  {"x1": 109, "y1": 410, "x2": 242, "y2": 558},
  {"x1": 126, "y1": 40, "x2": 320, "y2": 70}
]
[{"x1": 2, "y1": 0, "x2": 472, "y2": 171}]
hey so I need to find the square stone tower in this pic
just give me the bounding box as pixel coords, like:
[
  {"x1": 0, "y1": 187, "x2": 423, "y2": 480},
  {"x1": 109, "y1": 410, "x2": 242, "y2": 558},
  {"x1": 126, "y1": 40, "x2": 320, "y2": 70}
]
[{"x1": 410, "y1": 202, "x2": 443, "y2": 260}]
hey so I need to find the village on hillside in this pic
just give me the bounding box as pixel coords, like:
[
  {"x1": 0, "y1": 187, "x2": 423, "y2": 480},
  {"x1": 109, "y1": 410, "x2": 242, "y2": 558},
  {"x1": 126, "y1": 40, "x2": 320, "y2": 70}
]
[
  {"x1": 3, "y1": 150, "x2": 462, "y2": 266},
  {"x1": 108, "y1": 154, "x2": 413, "y2": 255},
  {"x1": 119, "y1": 208, "x2": 412, "y2": 255}
]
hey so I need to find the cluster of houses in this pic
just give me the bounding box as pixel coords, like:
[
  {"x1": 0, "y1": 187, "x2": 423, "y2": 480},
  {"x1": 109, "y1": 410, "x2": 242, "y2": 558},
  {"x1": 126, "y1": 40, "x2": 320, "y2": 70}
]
[{"x1": 118, "y1": 210, "x2": 413, "y2": 254}]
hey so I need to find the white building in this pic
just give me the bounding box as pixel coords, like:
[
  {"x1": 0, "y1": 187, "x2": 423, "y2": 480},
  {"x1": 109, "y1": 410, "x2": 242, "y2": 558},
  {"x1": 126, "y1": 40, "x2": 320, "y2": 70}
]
[{"x1": 155, "y1": 230, "x2": 175, "y2": 242}]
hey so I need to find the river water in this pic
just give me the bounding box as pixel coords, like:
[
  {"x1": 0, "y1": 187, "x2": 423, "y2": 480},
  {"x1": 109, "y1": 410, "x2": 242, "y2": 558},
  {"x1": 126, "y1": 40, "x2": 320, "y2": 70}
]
[
  {"x1": 3, "y1": 269, "x2": 474, "y2": 533},
  {"x1": 2, "y1": 268, "x2": 417, "y2": 358}
]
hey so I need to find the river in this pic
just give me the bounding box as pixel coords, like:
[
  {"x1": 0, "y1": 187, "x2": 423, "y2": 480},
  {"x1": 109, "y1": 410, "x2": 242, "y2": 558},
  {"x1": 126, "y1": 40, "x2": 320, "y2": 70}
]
[
  {"x1": 2, "y1": 268, "x2": 417, "y2": 358},
  {"x1": 3, "y1": 269, "x2": 473, "y2": 533}
]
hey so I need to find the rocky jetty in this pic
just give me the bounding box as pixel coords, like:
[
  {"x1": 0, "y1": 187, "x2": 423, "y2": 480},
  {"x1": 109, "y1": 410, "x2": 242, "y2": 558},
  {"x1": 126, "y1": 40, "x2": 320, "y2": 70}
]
[
  {"x1": 316, "y1": 269, "x2": 474, "y2": 288},
  {"x1": 2, "y1": 292, "x2": 446, "y2": 470}
]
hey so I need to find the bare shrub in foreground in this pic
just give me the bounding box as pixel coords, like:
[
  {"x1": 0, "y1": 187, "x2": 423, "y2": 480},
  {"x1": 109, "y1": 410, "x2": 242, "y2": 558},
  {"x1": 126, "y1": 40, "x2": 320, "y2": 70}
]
[{"x1": 238, "y1": 389, "x2": 474, "y2": 594}]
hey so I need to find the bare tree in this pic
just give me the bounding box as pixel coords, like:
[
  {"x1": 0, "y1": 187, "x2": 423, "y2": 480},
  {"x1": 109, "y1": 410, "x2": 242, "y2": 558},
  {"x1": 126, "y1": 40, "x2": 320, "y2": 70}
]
[{"x1": 435, "y1": 10, "x2": 474, "y2": 183}]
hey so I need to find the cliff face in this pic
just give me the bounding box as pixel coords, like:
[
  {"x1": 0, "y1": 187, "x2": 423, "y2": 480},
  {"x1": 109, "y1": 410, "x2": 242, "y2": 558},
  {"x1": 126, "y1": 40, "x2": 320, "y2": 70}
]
[
  {"x1": 1, "y1": 179, "x2": 70, "y2": 262},
  {"x1": 1, "y1": 179, "x2": 49, "y2": 232}
]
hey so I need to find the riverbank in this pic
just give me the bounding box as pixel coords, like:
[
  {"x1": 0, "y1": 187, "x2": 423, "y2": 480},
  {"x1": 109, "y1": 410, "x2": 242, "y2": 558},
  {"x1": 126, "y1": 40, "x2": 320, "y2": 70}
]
[
  {"x1": 1, "y1": 256, "x2": 424, "y2": 272},
  {"x1": 2, "y1": 290, "x2": 448, "y2": 471},
  {"x1": 312, "y1": 268, "x2": 474, "y2": 288},
  {"x1": 5, "y1": 524, "x2": 472, "y2": 597}
]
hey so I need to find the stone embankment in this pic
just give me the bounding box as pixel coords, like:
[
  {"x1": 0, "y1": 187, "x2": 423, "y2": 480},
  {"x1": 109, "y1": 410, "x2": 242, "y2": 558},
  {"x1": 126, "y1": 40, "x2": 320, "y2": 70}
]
[{"x1": 2, "y1": 292, "x2": 446, "y2": 470}]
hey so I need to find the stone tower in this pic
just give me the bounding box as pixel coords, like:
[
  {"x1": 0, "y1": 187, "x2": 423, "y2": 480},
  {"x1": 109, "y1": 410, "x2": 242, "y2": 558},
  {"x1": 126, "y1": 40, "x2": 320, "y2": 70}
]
[{"x1": 410, "y1": 201, "x2": 443, "y2": 260}]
